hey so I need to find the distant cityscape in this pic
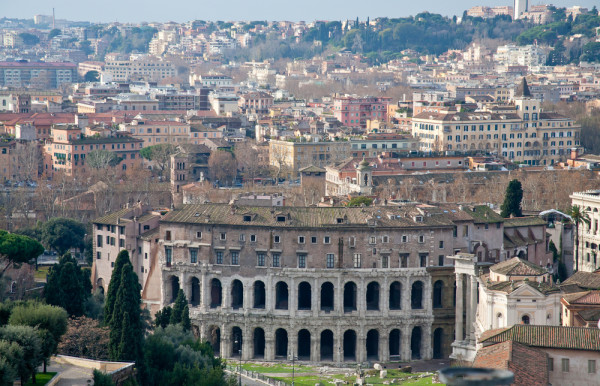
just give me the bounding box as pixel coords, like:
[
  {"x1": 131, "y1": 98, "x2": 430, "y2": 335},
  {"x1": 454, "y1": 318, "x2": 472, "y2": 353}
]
[{"x1": 0, "y1": 2, "x2": 599, "y2": 386}]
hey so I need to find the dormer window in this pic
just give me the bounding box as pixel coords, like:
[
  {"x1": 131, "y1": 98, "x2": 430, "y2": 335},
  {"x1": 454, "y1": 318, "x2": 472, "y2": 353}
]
[
  {"x1": 276, "y1": 216, "x2": 286, "y2": 222},
  {"x1": 336, "y1": 218, "x2": 344, "y2": 224},
  {"x1": 415, "y1": 216, "x2": 423, "y2": 222},
  {"x1": 243, "y1": 215, "x2": 252, "y2": 222}
]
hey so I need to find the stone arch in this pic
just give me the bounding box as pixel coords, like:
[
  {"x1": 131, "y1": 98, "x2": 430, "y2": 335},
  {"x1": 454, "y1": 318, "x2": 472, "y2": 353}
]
[
  {"x1": 96, "y1": 278, "x2": 105, "y2": 295},
  {"x1": 366, "y1": 329, "x2": 379, "y2": 360},
  {"x1": 210, "y1": 278, "x2": 222, "y2": 308},
  {"x1": 208, "y1": 325, "x2": 220, "y2": 354},
  {"x1": 366, "y1": 281, "x2": 380, "y2": 311},
  {"x1": 433, "y1": 328, "x2": 444, "y2": 359},
  {"x1": 231, "y1": 326, "x2": 242, "y2": 357},
  {"x1": 320, "y1": 329, "x2": 334, "y2": 361},
  {"x1": 411, "y1": 281, "x2": 423, "y2": 309},
  {"x1": 253, "y1": 327, "x2": 265, "y2": 358},
  {"x1": 275, "y1": 328, "x2": 288, "y2": 358},
  {"x1": 169, "y1": 275, "x2": 180, "y2": 303},
  {"x1": 320, "y1": 281, "x2": 334, "y2": 311},
  {"x1": 521, "y1": 314, "x2": 530, "y2": 324},
  {"x1": 343, "y1": 281, "x2": 357, "y2": 312},
  {"x1": 389, "y1": 281, "x2": 401, "y2": 310},
  {"x1": 297, "y1": 329, "x2": 311, "y2": 360},
  {"x1": 411, "y1": 326, "x2": 422, "y2": 359},
  {"x1": 298, "y1": 281, "x2": 311, "y2": 310},
  {"x1": 433, "y1": 280, "x2": 443, "y2": 309},
  {"x1": 190, "y1": 277, "x2": 200, "y2": 306},
  {"x1": 275, "y1": 281, "x2": 289, "y2": 310},
  {"x1": 253, "y1": 280, "x2": 266, "y2": 309},
  {"x1": 343, "y1": 330, "x2": 356, "y2": 361},
  {"x1": 389, "y1": 329, "x2": 401, "y2": 359},
  {"x1": 231, "y1": 279, "x2": 244, "y2": 309}
]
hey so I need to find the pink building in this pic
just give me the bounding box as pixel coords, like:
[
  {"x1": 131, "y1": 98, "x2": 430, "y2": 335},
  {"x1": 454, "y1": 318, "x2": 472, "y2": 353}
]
[{"x1": 333, "y1": 96, "x2": 391, "y2": 129}]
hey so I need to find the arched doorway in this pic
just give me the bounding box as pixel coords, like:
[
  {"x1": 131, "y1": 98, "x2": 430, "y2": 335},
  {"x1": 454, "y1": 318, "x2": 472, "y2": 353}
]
[
  {"x1": 433, "y1": 328, "x2": 444, "y2": 359},
  {"x1": 210, "y1": 278, "x2": 222, "y2": 308},
  {"x1": 343, "y1": 282, "x2": 357, "y2": 312},
  {"x1": 411, "y1": 326, "x2": 422, "y2": 359},
  {"x1": 275, "y1": 282, "x2": 289, "y2": 310},
  {"x1": 433, "y1": 280, "x2": 443, "y2": 309},
  {"x1": 297, "y1": 329, "x2": 311, "y2": 360},
  {"x1": 253, "y1": 328, "x2": 265, "y2": 358},
  {"x1": 275, "y1": 328, "x2": 288, "y2": 358},
  {"x1": 253, "y1": 281, "x2": 266, "y2": 308},
  {"x1": 298, "y1": 282, "x2": 311, "y2": 310},
  {"x1": 366, "y1": 282, "x2": 380, "y2": 311},
  {"x1": 366, "y1": 329, "x2": 379, "y2": 360},
  {"x1": 231, "y1": 327, "x2": 242, "y2": 357},
  {"x1": 411, "y1": 281, "x2": 423, "y2": 309},
  {"x1": 343, "y1": 330, "x2": 356, "y2": 361},
  {"x1": 389, "y1": 281, "x2": 401, "y2": 310},
  {"x1": 208, "y1": 325, "x2": 220, "y2": 355},
  {"x1": 320, "y1": 282, "x2": 334, "y2": 311},
  {"x1": 170, "y1": 276, "x2": 180, "y2": 303},
  {"x1": 320, "y1": 330, "x2": 334, "y2": 361},
  {"x1": 389, "y1": 329, "x2": 401, "y2": 360},
  {"x1": 231, "y1": 279, "x2": 244, "y2": 309},
  {"x1": 190, "y1": 277, "x2": 200, "y2": 306}
]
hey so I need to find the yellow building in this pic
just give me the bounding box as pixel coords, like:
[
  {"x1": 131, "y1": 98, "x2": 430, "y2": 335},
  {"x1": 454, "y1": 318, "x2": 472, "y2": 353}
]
[{"x1": 269, "y1": 139, "x2": 350, "y2": 178}]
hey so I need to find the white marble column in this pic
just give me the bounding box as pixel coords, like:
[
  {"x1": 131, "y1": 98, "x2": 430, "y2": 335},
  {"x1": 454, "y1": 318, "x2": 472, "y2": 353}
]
[
  {"x1": 465, "y1": 276, "x2": 471, "y2": 343},
  {"x1": 469, "y1": 275, "x2": 477, "y2": 344},
  {"x1": 401, "y1": 325, "x2": 412, "y2": 361},
  {"x1": 455, "y1": 273, "x2": 464, "y2": 342}
]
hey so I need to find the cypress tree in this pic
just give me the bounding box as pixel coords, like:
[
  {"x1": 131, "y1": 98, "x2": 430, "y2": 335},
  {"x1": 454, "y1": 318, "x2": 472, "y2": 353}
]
[
  {"x1": 59, "y1": 262, "x2": 85, "y2": 316},
  {"x1": 109, "y1": 263, "x2": 142, "y2": 361},
  {"x1": 104, "y1": 250, "x2": 131, "y2": 326},
  {"x1": 181, "y1": 305, "x2": 191, "y2": 332},
  {"x1": 500, "y1": 179, "x2": 523, "y2": 218},
  {"x1": 170, "y1": 290, "x2": 187, "y2": 325}
]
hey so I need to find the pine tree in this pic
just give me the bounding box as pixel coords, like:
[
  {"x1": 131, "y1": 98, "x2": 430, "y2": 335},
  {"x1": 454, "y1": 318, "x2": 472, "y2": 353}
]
[
  {"x1": 500, "y1": 179, "x2": 523, "y2": 218},
  {"x1": 104, "y1": 250, "x2": 131, "y2": 326},
  {"x1": 109, "y1": 263, "x2": 142, "y2": 362},
  {"x1": 170, "y1": 289, "x2": 187, "y2": 325},
  {"x1": 181, "y1": 305, "x2": 191, "y2": 332}
]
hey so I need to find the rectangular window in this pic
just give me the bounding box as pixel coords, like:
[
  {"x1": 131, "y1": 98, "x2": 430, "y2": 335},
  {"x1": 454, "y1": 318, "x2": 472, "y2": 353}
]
[
  {"x1": 326, "y1": 253, "x2": 334, "y2": 268},
  {"x1": 463, "y1": 226, "x2": 469, "y2": 237},
  {"x1": 401, "y1": 235, "x2": 408, "y2": 243},
  {"x1": 190, "y1": 249, "x2": 198, "y2": 263},
  {"x1": 239, "y1": 234, "x2": 245, "y2": 242},
  {"x1": 548, "y1": 357, "x2": 554, "y2": 372},
  {"x1": 382, "y1": 235, "x2": 389, "y2": 243},
  {"x1": 96, "y1": 252, "x2": 101, "y2": 260},
  {"x1": 119, "y1": 239, "x2": 125, "y2": 248},
  {"x1": 382, "y1": 255, "x2": 389, "y2": 268},
  {"x1": 420, "y1": 254, "x2": 428, "y2": 267},
  {"x1": 324, "y1": 236, "x2": 331, "y2": 244},
  {"x1": 369, "y1": 236, "x2": 376, "y2": 245},
  {"x1": 589, "y1": 360, "x2": 596, "y2": 374},
  {"x1": 400, "y1": 254, "x2": 408, "y2": 268},
  {"x1": 110, "y1": 237, "x2": 115, "y2": 246},
  {"x1": 311, "y1": 236, "x2": 317, "y2": 244},
  {"x1": 562, "y1": 358, "x2": 570, "y2": 372},
  {"x1": 257, "y1": 253, "x2": 265, "y2": 267},
  {"x1": 439, "y1": 241, "x2": 444, "y2": 248},
  {"x1": 250, "y1": 234, "x2": 256, "y2": 242},
  {"x1": 97, "y1": 235, "x2": 103, "y2": 247},
  {"x1": 220, "y1": 232, "x2": 226, "y2": 241},
  {"x1": 298, "y1": 254, "x2": 306, "y2": 268},
  {"x1": 231, "y1": 251, "x2": 239, "y2": 265},
  {"x1": 438, "y1": 255, "x2": 444, "y2": 266},
  {"x1": 196, "y1": 231, "x2": 202, "y2": 239},
  {"x1": 353, "y1": 253, "x2": 362, "y2": 268},
  {"x1": 274, "y1": 235, "x2": 280, "y2": 243},
  {"x1": 216, "y1": 251, "x2": 223, "y2": 264},
  {"x1": 349, "y1": 236, "x2": 356, "y2": 247},
  {"x1": 272, "y1": 253, "x2": 280, "y2": 267},
  {"x1": 165, "y1": 247, "x2": 172, "y2": 266},
  {"x1": 165, "y1": 230, "x2": 171, "y2": 241},
  {"x1": 418, "y1": 235, "x2": 425, "y2": 243},
  {"x1": 298, "y1": 236, "x2": 305, "y2": 244}
]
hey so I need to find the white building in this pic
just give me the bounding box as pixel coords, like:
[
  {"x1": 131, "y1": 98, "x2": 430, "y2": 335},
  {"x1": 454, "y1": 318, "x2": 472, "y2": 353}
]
[
  {"x1": 514, "y1": 0, "x2": 528, "y2": 19},
  {"x1": 570, "y1": 190, "x2": 600, "y2": 272}
]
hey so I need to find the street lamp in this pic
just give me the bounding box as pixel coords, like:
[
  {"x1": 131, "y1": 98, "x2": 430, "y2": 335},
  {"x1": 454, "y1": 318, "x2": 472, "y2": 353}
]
[
  {"x1": 234, "y1": 339, "x2": 241, "y2": 386},
  {"x1": 288, "y1": 353, "x2": 298, "y2": 386}
]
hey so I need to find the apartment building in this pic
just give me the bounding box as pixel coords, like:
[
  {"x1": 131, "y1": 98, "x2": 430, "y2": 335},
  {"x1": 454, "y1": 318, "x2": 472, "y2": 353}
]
[
  {"x1": 333, "y1": 96, "x2": 391, "y2": 129},
  {"x1": 269, "y1": 139, "x2": 351, "y2": 178},
  {"x1": 412, "y1": 80, "x2": 580, "y2": 165},
  {"x1": 570, "y1": 190, "x2": 600, "y2": 273},
  {"x1": 239, "y1": 91, "x2": 274, "y2": 114},
  {"x1": 103, "y1": 56, "x2": 176, "y2": 82},
  {"x1": 349, "y1": 134, "x2": 420, "y2": 157},
  {"x1": 122, "y1": 119, "x2": 191, "y2": 146},
  {"x1": 44, "y1": 124, "x2": 144, "y2": 176},
  {"x1": 0, "y1": 61, "x2": 77, "y2": 88}
]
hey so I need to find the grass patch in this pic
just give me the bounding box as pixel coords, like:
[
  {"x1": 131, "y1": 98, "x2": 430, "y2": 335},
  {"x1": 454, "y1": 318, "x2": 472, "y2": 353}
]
[
  {"x1": 23, "y1": 372, "x2": 57, "y2": 386},
  {"x1": 240, "y1": 362, "x2": 316, "y2": 374},
  {"x1": 34, "y1": 267, "x2": 50, "y2": 282}
]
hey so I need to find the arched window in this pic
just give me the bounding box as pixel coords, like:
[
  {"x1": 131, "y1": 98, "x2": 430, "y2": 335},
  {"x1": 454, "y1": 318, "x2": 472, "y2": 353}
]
[
  {"x1": 497, "y1": 313, "x2": 503, "y2": 328},
  {"x1": 522, "y1": 315, "x2": 530, "y2": 325},
  {"x1": 433, "y1": 280, "x2": 443, "y2": 308}
]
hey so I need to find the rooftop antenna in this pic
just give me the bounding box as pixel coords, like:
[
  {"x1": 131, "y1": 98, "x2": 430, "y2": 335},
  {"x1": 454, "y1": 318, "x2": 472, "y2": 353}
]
[{"x1": 52, "y1": 8, "x2": 55, "y2": 29}]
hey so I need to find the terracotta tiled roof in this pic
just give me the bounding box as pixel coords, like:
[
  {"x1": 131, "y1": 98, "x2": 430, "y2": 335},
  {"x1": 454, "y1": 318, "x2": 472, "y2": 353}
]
[
  {"x1": 563, "y1": 290, "x2": 600, "y2": 305},
  {"x1": 491, "y1": 257, "x2": 547, "y2": 276},
  {"x1": 562, "y1": 271, "x2": 600, "y2": 291},
  {"x1": 479, "y1": 324, "x2": 600, "y2": 351}
]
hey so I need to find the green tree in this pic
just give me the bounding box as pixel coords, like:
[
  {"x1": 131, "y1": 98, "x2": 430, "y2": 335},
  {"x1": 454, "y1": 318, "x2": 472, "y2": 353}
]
[
  {"x1": 48, "y1": 29, "x2": 61, "y2": 39},
  {"x1": 41, "y1": 218, "x2": 86, "y2": 255},
  {"x1": 103, "y1": 250, "x2": 131, "y2": 326},
  {"x1": 18, "y1": 33, "x2": 40, "y2": 46},
  {"x1": 139, "y1": 144, "x2": 177, "y2": 177},
  {"x1": 0, "y1": 231, "x2": 44, "y2": 280},
  {"x1": 569, "y1": 205, "x2": 591, "y2": 271},
  {"x1": 0, "y1": 325, "x2": 42, "y2": 384},
  {"x1": 45, "y1": 254, "x2": 90, "y2": 317},
  {"x1": 0, "y1": 339, "x2": 23, "y2": 385},
  {"x1": 154, "y1": 306, "x2": 172, "y2": 329},
  {"x1": 8, "y1": 302, "x2": 68, "y2": 373},
  {"x1": 93, "y1": 369, "x2": 115, "y2": 386},
  {"x1": 86, "y1": 150, "x2": 123, "y2": 169},
  {"x1": 109, "y1": 263, "x2": 143, "y2": 362},
  {"x1": 500, "y1": 179, "x2": 523, "y2": 218},
  {"x1": 181, "y1": 305, "x2": 191, "y2": 332},
  {"x1": 169, "y1": 290, "x2": 187, "y2": 326},
  {"x1": 346, "y1": 196, "x2": 373, "y2": 207}
]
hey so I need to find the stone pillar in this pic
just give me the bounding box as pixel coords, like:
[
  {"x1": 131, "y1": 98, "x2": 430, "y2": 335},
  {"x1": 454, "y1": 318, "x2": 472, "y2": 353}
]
[
  {"x1": 465, "y1": 276, "x2": 471, "y2": 343},
  {"x1": 335, "y1": 325, "x2": 343, "y2": 363},
  {"x1": 402, "y1": 278, "x2": 410, "y2": 311},
  {"x1": 455, "y1": 274, "x2": 464, "y2": 342},
  {"x1": 423, "y1": 324, "x2": 432, "y2": 360},
  {"x1": 290, "y1": 278, "x2": 296, "y2": 317},
  {"x1": 243, "y1": 281, "x2": 252, "y2": 311},
  {"x1": 311, "y1": 330, "x2": 319, "y2": 362},
  {"x1": 221, "y1": 324, "x2": 230, "y2": 358},
  {"x1": 423, "y1": 278, "x2": 432, "y2": 312},
  {"x1": 222, "y1": 279, "x2": 230, "y2": 311},
  {"x1": 357, "y1": 329, "x2": 366, "y2": 363},
  {"x1": 266, "y1": 274, "x2": 273, "y2": 311},
  {"x1": 265, "y1": 335, "x2": 275, "y2": 361},
  {"x1": 200, "y1": 271, "x2": 208, "y2": 311},
  {"x1": 335, "y1": 276, "x2": 343, "y2": 316},
  {"x1": 382, "y1": 276, "x2": 389, "y2": 317},
  {"x1": 313, "y1": 278, "x2": 319, "y2": 317},
  {"x1": 469, "y1": 275, "x2": 477, "y2": 344},
  {"x1": 401, "y1": 325, "x2": 411, "y2": 361},
  {"x1": 380, "y1": 331, "x2": 389, "y2": 362},
  {"x1": 358, "y1": 279, "x2": 366, "y2": 317}
]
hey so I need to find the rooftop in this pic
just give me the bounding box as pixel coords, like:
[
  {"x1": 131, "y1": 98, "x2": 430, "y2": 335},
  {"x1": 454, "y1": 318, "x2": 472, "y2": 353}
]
[{"x1": 491, "y1": 257, "x2": 547, "y2": 276}]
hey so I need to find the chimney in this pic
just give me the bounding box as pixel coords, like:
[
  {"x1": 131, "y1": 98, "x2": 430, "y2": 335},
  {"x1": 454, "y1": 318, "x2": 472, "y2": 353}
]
[{"x1": 570, "y1": 148, "x2": 579, "y2": 160}]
